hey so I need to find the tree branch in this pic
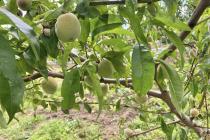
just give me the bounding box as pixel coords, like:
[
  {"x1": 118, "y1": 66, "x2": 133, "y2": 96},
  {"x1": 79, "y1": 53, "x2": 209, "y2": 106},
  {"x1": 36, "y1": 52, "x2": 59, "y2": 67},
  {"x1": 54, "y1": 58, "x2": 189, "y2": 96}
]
[
  {"x1": 127, "y1": 120, "x2": 181, "y2": 139},
  {"x1": 23, "y1": 72, "x2": 64, "y2": 82},
  {"x1": 23, "y1": 71, "x2": 161, "y2": 98},
  {"x1": 156, "y1": 1, "x2": 210, "y2": 135},
  {"x1": 162, "y1": 0, "x2": 210, "y2": 60},
  {"x1": 198, "y1": 89, "x2": 207, "y2": 109},
  {"x1": 159, "y1": 91, "x2": 203, "y2": 137},
  {"x1": 89, "y1": 0, "x2": 160, "y2": 6}
]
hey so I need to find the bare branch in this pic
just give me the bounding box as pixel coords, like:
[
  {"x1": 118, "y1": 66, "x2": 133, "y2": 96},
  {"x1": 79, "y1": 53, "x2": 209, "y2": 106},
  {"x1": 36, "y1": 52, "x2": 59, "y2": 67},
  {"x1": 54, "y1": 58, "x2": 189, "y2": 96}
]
[
  {"x1": 23, "y1": 72, "x2": 64, "y2": 82},
  {"x1": 89, "y1": 0, "x2": 160, "y2": 6},
  {"x1": 160, "y1": 91, "x2": 203, "y2": 136},
  {"x1": 127, "y1": 120, "x2": 181, "y2": 139},
  {"x1": 23, "y1": 71, "x2": 161, "y2": 98},
  {"x1": 198, "y1": 90, "x2": 207, "y2": 109}
]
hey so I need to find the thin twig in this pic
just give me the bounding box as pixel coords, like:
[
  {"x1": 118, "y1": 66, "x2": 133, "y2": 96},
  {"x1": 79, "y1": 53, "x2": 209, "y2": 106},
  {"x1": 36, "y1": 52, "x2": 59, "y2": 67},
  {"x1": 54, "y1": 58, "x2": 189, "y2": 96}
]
[
  {"x1": 205, "y1": 95, "x2": 209, "y2": 130},
  {"x1": 198, "y1": 89, "x2": 207, "y2": 109},
  {"x1": 161, "y1": 0, "x2": 210, "y2": 60},
  {"x1": 69, "y1": 55, "x2": 79, "y2": 65},
  {"x1": 197, "y1": 16, "x2": 210, "y2": 25},
  {"x1": 23, "y1": 71, "x2": 161, "y2": 98},
  {"x1": 127, "y1": 120, "x2": 180, "y2": 139},
  {"x1": 184, "y1": 58, "x2": 198, "y2": 91},
  {"x1": 89, "y1": 0, "x2": 160, "y2": 6}
]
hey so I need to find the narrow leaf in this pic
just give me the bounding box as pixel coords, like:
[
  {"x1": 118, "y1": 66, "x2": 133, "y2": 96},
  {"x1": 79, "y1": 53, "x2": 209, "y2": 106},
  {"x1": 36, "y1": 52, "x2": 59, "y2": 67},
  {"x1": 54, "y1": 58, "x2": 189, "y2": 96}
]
[
  {"x1": 154, "y1": 16, "x2": 191, "y2": 31},
  {"x1": 118, "y1": 1, "x2": 147, "y2": 45},
  {"x1": 0, "y1": 8, "x2": 40, "y2": 61},
  {"x1": 159, "y1": 60, "x2": 184, "y2": 112},
  {"x1": 164, "y1": 29, "x2": 185, "y2": 67}
]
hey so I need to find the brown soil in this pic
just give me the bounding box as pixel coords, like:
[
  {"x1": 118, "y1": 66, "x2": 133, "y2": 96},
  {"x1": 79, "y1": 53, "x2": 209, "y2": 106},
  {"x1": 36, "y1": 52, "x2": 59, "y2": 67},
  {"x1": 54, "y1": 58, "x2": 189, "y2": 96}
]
[{"x1": 29, "y1": 107, "x2": 138, "y2": 139}]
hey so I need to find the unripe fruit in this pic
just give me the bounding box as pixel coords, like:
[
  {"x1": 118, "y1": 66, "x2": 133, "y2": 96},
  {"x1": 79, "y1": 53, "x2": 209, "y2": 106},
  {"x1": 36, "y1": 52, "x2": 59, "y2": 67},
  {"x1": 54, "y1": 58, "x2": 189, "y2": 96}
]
[
  {"x1": 16, "y1": 0, "x2": 32, "y2": 11},
  {"x1": 98, "y1": 59, "x2": 114, "y2": 78},
  {"x1": 55, "y1": 13, "x2": 81, "y2": 42},
  {"x1": 100, "y1": 83, "x2": 109, "y2": 95},
  {"x1": 135, "y1": 95, "x2": 148, "y2": 104},
  {"x1": 41, "y1": 77, "x2": 58, "y2": 94},
  {"x1": 190, "y1": 108, "x2": 199, "y2": 117}
]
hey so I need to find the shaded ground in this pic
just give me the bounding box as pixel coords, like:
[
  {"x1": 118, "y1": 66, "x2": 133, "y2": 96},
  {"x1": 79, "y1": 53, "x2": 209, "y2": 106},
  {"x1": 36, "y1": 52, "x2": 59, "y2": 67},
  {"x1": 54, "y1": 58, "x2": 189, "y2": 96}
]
[{"x1": 29, "y1": 107, "x2": 138, "y2": 139}]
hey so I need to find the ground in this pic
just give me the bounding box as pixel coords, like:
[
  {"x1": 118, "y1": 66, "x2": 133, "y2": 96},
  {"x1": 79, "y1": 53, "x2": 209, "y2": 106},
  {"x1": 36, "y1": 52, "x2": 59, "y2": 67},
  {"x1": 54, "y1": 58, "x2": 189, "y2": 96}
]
[{"x1": 0, "y1": 106, "x2": 167, "y2": 140}]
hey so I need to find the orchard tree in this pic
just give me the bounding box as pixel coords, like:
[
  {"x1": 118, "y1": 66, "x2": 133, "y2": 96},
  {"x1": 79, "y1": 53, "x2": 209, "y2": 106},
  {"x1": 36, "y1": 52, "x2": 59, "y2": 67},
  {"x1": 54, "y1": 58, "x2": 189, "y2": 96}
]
[{"x1": 0, "y1": 0, "x2": 210, "y2": 139}]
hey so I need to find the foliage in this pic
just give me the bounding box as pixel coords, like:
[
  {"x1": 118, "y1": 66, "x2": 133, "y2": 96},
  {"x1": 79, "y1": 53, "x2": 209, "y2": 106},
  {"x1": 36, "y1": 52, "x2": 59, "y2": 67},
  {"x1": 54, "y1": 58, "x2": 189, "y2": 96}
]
[{"x1": 0, "y1": 0, "x2": 210, "y2": 139}]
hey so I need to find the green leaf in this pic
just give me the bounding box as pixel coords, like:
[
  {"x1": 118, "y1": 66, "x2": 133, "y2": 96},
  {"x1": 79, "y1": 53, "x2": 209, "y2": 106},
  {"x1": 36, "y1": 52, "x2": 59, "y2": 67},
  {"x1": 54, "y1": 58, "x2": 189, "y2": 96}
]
[
  {"x1": 86, "y1": 65, "x2": 103, "y2": 115},
  {"x1": 79, "y1": 83, "x2": 84, "y2": 99},
  {"x1": 61, "y1": 69, "x2": 80, "y2": 110},
  {"x1": 77, "y1": 1, "x2": 100, "y2": 18},
  {"x1": 44, "y1": 7, "x2": 63, "y2": 22},
  {"x1": 99, "y1": 39, "x2": 130, "y2": 52},
  {"x1": 92, "y1": 23, "x2": 122, "y2": 40},
  {"x1": 0, "y1": 111, "x2": 7, "y2": 128},
  {"x1": 159, "y1": 60, "x2": 184, "y2": 112},
  {"x1": 0, "y1": 35, "x2": 24, "y2": 122},
  {"x1": 131, "y1": 45, "x2": 155, "y2": 96},
  {"x1": 118, "y1": 1, "x2": 147, "y2": 45},
  {"x1": 154, "y1": 16, "x2": 191, "y2": 31},
  {"x1": 100, "y1": 27, "x2": 135, "y2": 38},
  {"x1": 23, "y1": 46, "x2": 48, "y2": 77},
  {"x1": 104, "y1": 51, "x2": 127, "y2": 77},
  {"x1": 162, "y1": 0, "x2": 177, "y2": 17},
  {"x1": 84, "y1": 103, "x2": 92, "y2": 113},
  {"x1": 79, "y1": 19, "x2": 90, "y2": 44},
  {"x1": 57, "y1": 42, "x2": 79, "y2": 73},
  {"x1": 179, "y1": 128, "x2": 188, "y2": 140},
  {"x1": 6, "y1": 0, "x2": 18, "y2": 14},
  {"x1": 147, "y1": 3, "x2": 157, "y2": 16},
  {"x1": 40, "y1": 28, "x2": 59, "y2": 58},
  {"x1": 164, "y1": 29, "x2": 185, "y2": 68},
  {"x1": 156, "y1": 66, "x2": 167, "y2": 90},
  {"x1": 0, "y1": 8, "x2": 40, "y2": 61},
  {"x1": 160, "y1": 118, "x2": 174, "y2": 140},
  {"x1": 115, "y1": 99, "x2": 121, "y2": 112}
]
